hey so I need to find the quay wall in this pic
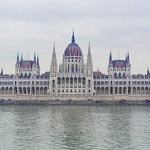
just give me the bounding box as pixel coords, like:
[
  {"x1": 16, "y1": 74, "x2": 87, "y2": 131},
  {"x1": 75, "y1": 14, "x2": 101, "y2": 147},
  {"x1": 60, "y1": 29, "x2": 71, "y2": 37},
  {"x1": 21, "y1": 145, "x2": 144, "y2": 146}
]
[{"x1": 0, "y1": 94, "x2": 150, "y2": 105}]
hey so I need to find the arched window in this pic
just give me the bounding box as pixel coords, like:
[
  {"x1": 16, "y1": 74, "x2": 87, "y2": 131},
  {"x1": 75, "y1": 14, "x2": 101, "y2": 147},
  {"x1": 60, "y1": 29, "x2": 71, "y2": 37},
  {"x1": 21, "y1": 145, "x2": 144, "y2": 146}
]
[
  {"x1": 123, "y1": 73, "x2": 126, "y2": 78},
  {"x1": 76, "y1": 64, "x2": 78, "y2": 73},
  {"x1": 115, "y1": 87, "x2": 118, "y2": 94},
  {"x1": 66, "y1": 77, "x2": 69, "y2": 84},
  {"x1": 57, "y1": 77, "x2": 61, "y2": 85},
  {"x1": 119, "y1": 87, "x2": 122, "y2": 94},
  {"x1": 119, "y1": 72, "x2": 121, "y2": 78},
  {"x1": 110, "y1": 87, "x2": 113, "y2": 94},
  {"x1": 68, "y1": 64, "x2": 69, "y2": 73},
  {"x1": 70, "y1": 77, "x2": 73, "y2": 85},
  {"x1": 123, "y1": 87, "x2": 126, "y2": 94},
  {"x1": 71, "y1": 64, "x2": 74, "y2": 73},
  {"x1": 82, "y1": 77, "x2": 85, "y2": 84},
  {"x1": 52, "y1": 80, "x2": 55, "y2": 85},
  {"x1": 128, "y1": 87, "x2": 131, "y2": 94},
  {"x1": 74, "y1": 77, "x2": 77, "y2": 84},
  {"x1": 32, "y1": 87, "x2": 35, "y2": 94}
]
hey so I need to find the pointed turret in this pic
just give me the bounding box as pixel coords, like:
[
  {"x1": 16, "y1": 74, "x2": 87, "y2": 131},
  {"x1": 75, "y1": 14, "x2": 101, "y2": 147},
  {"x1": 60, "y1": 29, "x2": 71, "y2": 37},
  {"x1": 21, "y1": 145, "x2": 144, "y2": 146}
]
[
  {"x1": 1, "y1": 68, "x2": 3, "y2": 75},
  {"x1": 49, "y1": 42, "x2": 58, "y2": 96},
  {"x1": 109, "y1": 52, "x2": 112, "y2": 65},
  {"x1": 86, "y1": 42, "x2": 92, "y2": 67},
  {"x1": 37, "y1": 54, "x2": 39, "y2": 67},
  {"x1": 51, "y1": 42, "x2": 57, "y2": 65},
  {"x1": 21, "y1": 54, "x2": 23, "y2": 62},
  {"x1": 86, "y1": 42, "x2": 94, "y2": 96},
  {"x1": 34, "y1": 52, "x2": 36, "y2": 62},
  {"x1": 86, "y1": 42, "x2": 93, "y2": 77},
  {"x1": 17, "y1": 52, "x2": 19, "y2": 63},
  {"x1": 126, "y1": 52, "x2": 130, "y2": 66},
  {"x1": 50, "y1": 42, "x2": 57, "y2": 74},
  {"x1": 147, "y1": 68, "x2": 150, "y2": 75},
  {"x1": 108, "y1": 52, "x2": 113, "y2": 76},
  {"x1": 127, "y1": 53, "x2": 130, "y2": 64},
  {"x1": 71, "y1": 30, "x2": 75, "y2": 43}
]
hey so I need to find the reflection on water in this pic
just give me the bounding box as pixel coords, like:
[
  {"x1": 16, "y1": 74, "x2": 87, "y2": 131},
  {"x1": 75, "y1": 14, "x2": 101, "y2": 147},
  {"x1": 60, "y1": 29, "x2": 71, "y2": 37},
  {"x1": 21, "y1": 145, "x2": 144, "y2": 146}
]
[{"x1": 0, "y1": 105, "x2": 150, "y2": 150}]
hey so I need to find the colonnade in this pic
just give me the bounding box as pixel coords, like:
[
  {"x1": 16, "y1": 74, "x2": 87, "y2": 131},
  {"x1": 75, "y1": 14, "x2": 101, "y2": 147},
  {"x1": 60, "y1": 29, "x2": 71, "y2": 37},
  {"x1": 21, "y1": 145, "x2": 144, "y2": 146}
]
[{"x1": 95, "y1": 86, "x2": 150, "y2": 95}]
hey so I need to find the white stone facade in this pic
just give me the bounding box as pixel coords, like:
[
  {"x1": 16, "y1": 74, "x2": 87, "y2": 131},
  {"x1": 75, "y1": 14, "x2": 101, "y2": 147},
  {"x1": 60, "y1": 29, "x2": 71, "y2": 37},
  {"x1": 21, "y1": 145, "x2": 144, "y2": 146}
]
[
  {"x1": 49, "y1": 33, "x2": 94, "y2": 99},
  {"x1": 15, "y1": 53, "x2": 40, "y2": 77},
  {"x1": 0, "y1": 33, "x2": 150, "y2": 101}
]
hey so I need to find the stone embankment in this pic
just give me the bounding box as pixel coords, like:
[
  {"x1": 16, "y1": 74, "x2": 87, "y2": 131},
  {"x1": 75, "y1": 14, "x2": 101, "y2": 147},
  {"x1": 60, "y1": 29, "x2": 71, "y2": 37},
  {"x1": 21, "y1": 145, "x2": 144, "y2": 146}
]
[
  {"x1": 0, "y1": 95, "x2": 150, "y2": 105},
  {"x1": 0, "y1": 99, "x2": 150, "y2": 105}
]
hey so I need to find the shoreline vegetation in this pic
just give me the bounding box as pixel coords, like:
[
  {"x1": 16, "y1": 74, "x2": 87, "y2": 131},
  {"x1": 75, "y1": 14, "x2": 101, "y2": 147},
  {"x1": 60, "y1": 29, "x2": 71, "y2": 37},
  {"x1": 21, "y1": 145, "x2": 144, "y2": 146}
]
[{"x1": 0, "y1": 99, "x2": 150, "y2": 105}]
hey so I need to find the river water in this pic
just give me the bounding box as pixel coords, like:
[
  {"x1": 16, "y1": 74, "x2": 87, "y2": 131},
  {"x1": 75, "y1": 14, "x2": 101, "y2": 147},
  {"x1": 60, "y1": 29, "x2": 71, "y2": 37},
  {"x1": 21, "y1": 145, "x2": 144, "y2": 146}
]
[{"x1": 0, "y1": 105, "x2": 150, "y2": 150}]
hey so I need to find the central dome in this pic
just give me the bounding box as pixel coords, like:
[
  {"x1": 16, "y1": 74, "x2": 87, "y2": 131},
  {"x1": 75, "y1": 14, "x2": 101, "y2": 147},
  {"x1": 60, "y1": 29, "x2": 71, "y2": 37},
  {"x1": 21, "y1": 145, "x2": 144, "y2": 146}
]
[{"x1": 64, "y1": 32, "x2": 82, "y2": 57}]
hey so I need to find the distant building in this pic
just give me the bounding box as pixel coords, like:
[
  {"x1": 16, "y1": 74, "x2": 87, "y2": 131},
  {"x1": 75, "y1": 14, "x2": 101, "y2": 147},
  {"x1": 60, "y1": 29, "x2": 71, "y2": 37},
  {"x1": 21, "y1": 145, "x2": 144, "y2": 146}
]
[
  {"x1": 0, "y1": 32, "x2": 150, "y2": 101},
  {"x1": 15, "y1": 53, "x2": 40, "y2": 77},
  {"x1": 49, "y1": 32, "x2": 94, "y2": 97}
]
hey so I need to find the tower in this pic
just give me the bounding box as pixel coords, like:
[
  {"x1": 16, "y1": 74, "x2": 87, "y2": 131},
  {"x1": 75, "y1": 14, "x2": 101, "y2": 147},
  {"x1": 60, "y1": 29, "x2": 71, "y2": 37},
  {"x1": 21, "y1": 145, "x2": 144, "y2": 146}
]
[
  {"x1": 1, "y1": 68, "x2": 3, "y2": 75},
  {"x1": 33, "y1": 52, "x2": 37, "y2": 71},
  {"x1": 34, "y1": 52, "x2": 36, "y2": 62},
  {"x1": 15, "y1": 52, "x2": 40, "y2": 77},
  {"x1": 108, "y1": 51, "x2": 113, "y2": 77},
  {"x1": 147, "y1": 68, "x2": 150, "y2": 75},
  {"x1": 86, "y1": 42, "x2": 94, "y2": 96},
  {"x1": 109, "y1": 51, "x2": 112, "y2": 65},
  {"x1": 108, "y1": 52, "x2": 131, "y2": 78},
  {"x1": 126, "y1": 53, "x2": 131, "y2": 77},
  {"x1": 49, "y1": 43, "x2": 58, "y2": 96},
  {"x1": 17, "y1": 52, "x2": 19, "y2": 63},
  {"x1": 15, "y1": 52, "x2": 20, "y2": 75}
]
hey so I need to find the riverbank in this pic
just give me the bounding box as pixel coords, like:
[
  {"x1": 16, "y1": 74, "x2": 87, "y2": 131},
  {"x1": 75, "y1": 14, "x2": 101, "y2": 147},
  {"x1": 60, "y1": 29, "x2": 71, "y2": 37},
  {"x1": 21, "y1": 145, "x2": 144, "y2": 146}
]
[{"x1": 0, "y1": 99, "x2": 150, "y2": 105}]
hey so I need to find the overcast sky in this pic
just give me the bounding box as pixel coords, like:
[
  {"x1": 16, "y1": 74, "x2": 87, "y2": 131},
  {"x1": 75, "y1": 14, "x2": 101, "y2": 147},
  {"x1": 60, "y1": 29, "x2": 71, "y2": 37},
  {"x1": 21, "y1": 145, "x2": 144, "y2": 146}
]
[{"x1": 0, "y1": 0, "x2": 150, "y2": 74}]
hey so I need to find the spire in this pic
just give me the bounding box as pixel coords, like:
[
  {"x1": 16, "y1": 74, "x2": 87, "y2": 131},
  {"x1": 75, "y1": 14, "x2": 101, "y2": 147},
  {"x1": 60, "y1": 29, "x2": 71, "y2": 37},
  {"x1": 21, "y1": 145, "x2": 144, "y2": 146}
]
[
  {"x1": 71, "y1": 30, "x2": 75, "y2": 43},
  {"x1": 109, "y1": 51, "x2": 112, "y2": 65},
  {"x1": 1, "y1": 68, "x2": 3, "y2": 75},
  {"x1": 17, "y1": 52, "x2": 19, "y2": 62},
  {"x1": 37, "y1": 54, "x2": 39, "y2": 67},
  {"x1": 128, "y1": 52, "x2": 130, "y2": 64},
  {"x1": 52, "y1": 42, "x2": 56, "y2": 57},
  {"x1": 147, "y1": 68, "x2": 150, "y2": 75},
  {"x1": 126, "y1": 52, "x2": 130, "y2": 65},
  {"x1": 21, "y1": 54, "x2": 23, "y2": 62},
  {"x1": 86, "y1": 42, "x2": 93, "y2": 77},
  {"x1": 86, "y1": 42, "x2": 92, "y2": 67},
  {"x1": 51, "y1": 42, "x2": 57, "y2": 67},
  {"x1": 88, "y1": 42, "x2": 91, "y2": 57},
  {"x1": 50, "y1": 42, "x2": 58, "y2": 76},
  {"x1": 34, "y1": 52, "x2": 36, "y2": 62}
]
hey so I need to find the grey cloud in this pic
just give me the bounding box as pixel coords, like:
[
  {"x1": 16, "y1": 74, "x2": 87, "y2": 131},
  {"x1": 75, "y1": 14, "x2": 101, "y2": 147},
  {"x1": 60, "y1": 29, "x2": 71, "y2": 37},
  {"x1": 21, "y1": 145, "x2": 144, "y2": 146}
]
[{"x1": 0, "y1": 0, "x2": 150, "y2": 74}]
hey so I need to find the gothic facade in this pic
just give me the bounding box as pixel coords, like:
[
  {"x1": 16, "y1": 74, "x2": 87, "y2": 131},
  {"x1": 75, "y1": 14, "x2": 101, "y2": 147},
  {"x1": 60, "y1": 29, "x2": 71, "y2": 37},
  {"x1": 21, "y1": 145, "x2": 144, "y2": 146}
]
[
  {"x1": 0, "y1": 32, "x2": 150, "y2": 101},
  {"x1": 49, "y1": 33, "x2": 94, "y2": 98},
  {"x1": 15, "y1": 53, "x2": 40, "y2": 77}
]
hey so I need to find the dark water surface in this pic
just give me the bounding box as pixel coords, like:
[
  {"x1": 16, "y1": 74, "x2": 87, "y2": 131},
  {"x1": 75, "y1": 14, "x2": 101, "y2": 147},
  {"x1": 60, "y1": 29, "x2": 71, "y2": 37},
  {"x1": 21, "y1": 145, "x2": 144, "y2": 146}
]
[{"x1": 0, "y1": 105, "x2": 150, "y2": 150}]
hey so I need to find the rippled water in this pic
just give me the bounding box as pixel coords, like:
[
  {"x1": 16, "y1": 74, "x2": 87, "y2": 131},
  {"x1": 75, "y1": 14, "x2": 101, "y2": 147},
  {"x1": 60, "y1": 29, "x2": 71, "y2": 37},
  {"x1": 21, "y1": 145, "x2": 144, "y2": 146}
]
[{"x1": 0, "y1": 105, "x2": 150, "y2": 150}]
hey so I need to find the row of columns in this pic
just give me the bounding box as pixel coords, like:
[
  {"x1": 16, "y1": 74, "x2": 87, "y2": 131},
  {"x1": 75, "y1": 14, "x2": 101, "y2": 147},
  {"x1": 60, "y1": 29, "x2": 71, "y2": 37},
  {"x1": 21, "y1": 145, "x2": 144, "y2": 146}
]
[
  {"x1": 95, "y1": 87, "x2": 150, "y2": 95},
  {"x1": 0, "y1": 87, "x2": 48, "y2": 95}
]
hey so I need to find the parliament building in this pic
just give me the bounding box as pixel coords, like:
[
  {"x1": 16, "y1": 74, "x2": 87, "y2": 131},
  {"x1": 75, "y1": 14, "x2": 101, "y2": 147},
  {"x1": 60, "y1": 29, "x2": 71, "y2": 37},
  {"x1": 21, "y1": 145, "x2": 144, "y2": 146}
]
[{"x1": 0, "y1": 32, "x2": 150, "y2": 101}]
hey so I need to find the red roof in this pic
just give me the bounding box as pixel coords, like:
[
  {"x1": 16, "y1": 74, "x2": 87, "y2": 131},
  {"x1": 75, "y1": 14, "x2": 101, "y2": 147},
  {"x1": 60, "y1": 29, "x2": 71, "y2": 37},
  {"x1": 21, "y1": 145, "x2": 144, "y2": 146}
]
[
  {"x1": 19, "y1": 60, "x2": 35, "y2": 69},
  {"x1": 112, "y1": 60, "x2": 126, "y2": 68}
]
